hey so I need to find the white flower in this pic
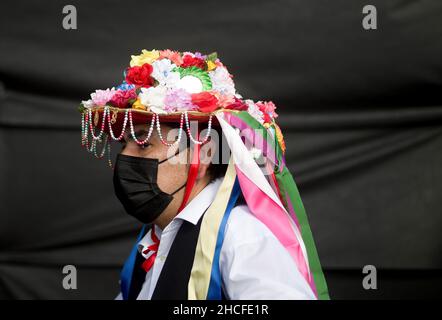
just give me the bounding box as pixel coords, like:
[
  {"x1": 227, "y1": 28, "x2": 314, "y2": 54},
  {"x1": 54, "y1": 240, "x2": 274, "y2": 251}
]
[
  {"x1": 90, "y1": 88, "x2": 117, "y2": 106},
  {"x1": 151, "y1": 59, "x2": 180, "y2": 88},
  {"x1": 139, "y1": 86, "x2": 168, "y2": 114},
  {"x1": 246, "y1": 100, "x2": 264, "y2": 124},
  {"x1": 209, "y1": 67, "x2": 236, "y2": 95},
  {"x1": 81, "y1": 99, "x2": 95, "y2": 108},
  {"x1": 176, "y1": 75, "x2": 203, "y2": 93}
]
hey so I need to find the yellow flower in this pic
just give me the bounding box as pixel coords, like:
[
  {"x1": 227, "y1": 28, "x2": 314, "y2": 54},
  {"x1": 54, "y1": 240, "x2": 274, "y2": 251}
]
[
  {"x1": 207, "y1": 60, "x2": 217, "y2": 71},
  {"x1": 130, "y1": 49, "x2": 160, "y2": 67},
  {"x1": 132, "y1": 98, "x2": 147, "y2": 111}
]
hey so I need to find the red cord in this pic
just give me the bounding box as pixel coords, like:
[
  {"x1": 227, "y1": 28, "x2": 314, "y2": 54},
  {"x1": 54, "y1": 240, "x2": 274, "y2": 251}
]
[{"x1": 177, "y1": 130, "x2": 201, "y2": 213}]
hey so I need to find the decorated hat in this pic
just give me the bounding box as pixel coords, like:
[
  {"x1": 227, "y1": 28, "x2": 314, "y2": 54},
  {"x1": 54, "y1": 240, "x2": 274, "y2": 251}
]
[{"x1": 79, "y1": 49, "x2": 329, "y2": 300}]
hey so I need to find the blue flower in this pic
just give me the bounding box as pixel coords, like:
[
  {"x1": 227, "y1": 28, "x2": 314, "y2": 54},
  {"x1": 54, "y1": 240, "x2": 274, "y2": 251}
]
[{"x1": 116, "y1": 82, "x2": 135, "y2": 91}]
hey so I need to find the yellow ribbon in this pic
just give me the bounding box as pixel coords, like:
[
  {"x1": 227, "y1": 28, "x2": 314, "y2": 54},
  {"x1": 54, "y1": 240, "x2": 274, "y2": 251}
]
[{"x1": 187, "y1": 156, "x2": 236, "y2": 299}]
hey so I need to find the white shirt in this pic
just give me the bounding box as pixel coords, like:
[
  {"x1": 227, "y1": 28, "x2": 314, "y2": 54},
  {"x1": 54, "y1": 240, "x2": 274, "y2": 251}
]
[{"x1": 116, "y1": 178, "x2": 316, "y2": 300}]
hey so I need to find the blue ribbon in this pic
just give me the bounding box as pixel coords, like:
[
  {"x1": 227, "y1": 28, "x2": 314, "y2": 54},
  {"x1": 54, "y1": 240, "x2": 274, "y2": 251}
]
[
  {"x1": 120, "y1": 224, "x2": 146, "y2": 300},
  {"x1": 206, "y1": 178, "x2": 241, "y2": 300}
]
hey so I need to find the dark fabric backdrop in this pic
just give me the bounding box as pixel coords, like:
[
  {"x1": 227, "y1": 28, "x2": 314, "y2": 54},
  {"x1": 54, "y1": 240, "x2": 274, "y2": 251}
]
[{"x1": 0, "y1": 0, "x2": 441, "y2": 299}]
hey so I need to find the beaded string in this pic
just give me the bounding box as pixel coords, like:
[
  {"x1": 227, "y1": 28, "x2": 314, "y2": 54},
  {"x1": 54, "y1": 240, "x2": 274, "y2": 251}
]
[
  {"x1": 92, "y1": 134, "x2": 108, "y2": 159},
  {"x1": 107, "y1": 108, "x2": 129, "y2": 141},
  {"x1": 81, "y1": 108, "x2": 214, "y2": 168},
  {"x1": 184, "y1": 111, "x2": 212, "y2": 145},
  {"x1": 129, "y1": 109, "x2": 156, "y2": 145},
  {"x1": 88, "y1": 107, "x2": 109, "y2": 140},
  {"x1": 156, "y1": 113, "x2": 184, "y2": 147},
  {"x1": 81, "y1": 112, "x2": 90, "y2": 149},
  {"x1": 107, "y1": 138, "x2": 113, "y2": 169}
]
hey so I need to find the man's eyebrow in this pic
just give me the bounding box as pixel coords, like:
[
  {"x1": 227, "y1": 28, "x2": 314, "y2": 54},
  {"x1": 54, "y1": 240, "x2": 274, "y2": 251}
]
[{"x1": 134, "y1": 129, "x2": 148, "y2": 136}]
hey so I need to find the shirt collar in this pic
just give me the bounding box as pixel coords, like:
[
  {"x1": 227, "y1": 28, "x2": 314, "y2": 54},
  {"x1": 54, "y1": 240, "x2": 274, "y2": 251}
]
[{"x1": 174, "y1": 177, "x2": 223, "y2": 225}]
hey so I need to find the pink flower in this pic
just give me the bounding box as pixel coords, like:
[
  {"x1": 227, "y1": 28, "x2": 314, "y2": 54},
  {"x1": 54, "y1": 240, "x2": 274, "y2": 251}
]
[
  {"x1": 164, "y1": 88, "x2": 196, "y2": 112},
  {"x1": 225, "y1": 97, "x2": 248, "y2": 111},
  {"x1": 216, "y1": 93, "x2": 235, "y2": 108},
  {"x1": 256, "y1": 101, "x2": 278, "y2": 118},
  {"x1": 91, "y1": 88, "x2": 117, "y2": 106},
  {"x1": 109, "y1": 89, "x2": 137, "y2": 108},
  {"x1": 159, "y1": 49, "x2": 183, "y2": 66}
]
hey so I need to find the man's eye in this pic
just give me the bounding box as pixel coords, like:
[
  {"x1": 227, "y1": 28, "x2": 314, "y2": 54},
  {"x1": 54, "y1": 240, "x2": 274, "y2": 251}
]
[{"x1": 139, "y1": 142, "x2": 151, "y2": 149}]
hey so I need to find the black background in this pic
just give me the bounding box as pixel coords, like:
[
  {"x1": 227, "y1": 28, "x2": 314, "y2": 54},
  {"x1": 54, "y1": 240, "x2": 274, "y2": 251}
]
[{"x1": 0, "y1": 0, "x2": 441, "y2": 299}]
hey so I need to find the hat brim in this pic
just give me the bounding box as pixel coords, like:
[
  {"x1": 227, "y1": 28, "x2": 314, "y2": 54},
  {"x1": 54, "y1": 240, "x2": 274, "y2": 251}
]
[{"x1": 84, "y1": 106, "x2": 223, "y2": 137}]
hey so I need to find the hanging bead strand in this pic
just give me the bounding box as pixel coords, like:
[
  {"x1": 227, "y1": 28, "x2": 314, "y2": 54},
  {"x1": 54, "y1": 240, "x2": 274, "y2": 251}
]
[
  {"x1": 184, "y1": 111, "x2": 212, "y2": 145},
  {"x1": 107, "y1": 108, "x2": 129, "y2": 141},
  {"x1": 88, "y1": 107, "x2": 108, "y2": 140},
  {"x1": 156, "y1": 113, "x2": 184, "y2": 147},
  {"x1": 128, "y1": 109, "x2": 156, "y2": 145},
  {"x1": 107, "y1": 137, "x2": 113, "y2": 169},
  {"x1": 93, "y1": 133, "x2": 109, "y2": 159},
  {"x1": 81, "y1": 112, "x2": 90, "y2": 148}
]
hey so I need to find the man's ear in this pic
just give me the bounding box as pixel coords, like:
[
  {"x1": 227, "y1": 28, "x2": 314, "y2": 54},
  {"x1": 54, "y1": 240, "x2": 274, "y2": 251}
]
[{"x1": 197, "y1": 137, "x2": 216, "y2": 180}]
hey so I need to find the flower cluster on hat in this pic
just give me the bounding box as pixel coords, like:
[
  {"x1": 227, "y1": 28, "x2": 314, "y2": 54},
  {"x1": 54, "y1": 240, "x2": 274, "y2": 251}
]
[{"x1": 80, "y1": 49, "x2": 280, "y2": 125}]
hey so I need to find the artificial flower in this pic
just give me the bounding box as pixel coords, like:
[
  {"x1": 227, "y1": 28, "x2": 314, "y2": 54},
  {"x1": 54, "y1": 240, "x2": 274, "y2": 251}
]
[
  {"x1": 151, "y1": 59, "x2": 181, "y2": 88},
  {"x1": 181, "y1": 54, "x2": 206, "y2": 69},
  {"x1": 130, "y1": 49, "x2": 160, "y2": 67},
  {"x1": 256, "y1": 101, "x2": 278, "y2": 118},
  {"x1": 246, "y1": 100, "x2": 264, "y2": 124},
  {"x1": 81, "y1": 99, "x2": 95, "y2": 108},
  {"x1": 159, "y1": 49, "x2": 183, "y2": 65},
  {"x1": 164, "y1": 88, "x2": 195, "y2": 112},
  {"x1": 139, "y1": 86, "x2": 168, "y2": 114},
  {"x1": 109, "y1": 89, "x2": 137, "y2": 108},
  {"x1": 193, "y1": 52, "x2": 207, "y2": 60},
  {"x1": 132, "y1": 98, "x2": 147, "y2": 111},
  {"x1": 209, "y1": 66, "x2": 235, "y2": 95},
  {"x1": 125, "y1": 63, "x2": 154, "y2": 88},
  {"x1": 90, "y1": 88, "x2": 117, "y2": 106},
  {"x1": 262, "y1": 112, "x2": 272, "y2": 124},
  {"x1": 116, "y1": 81, "x2": 135, "y2": 91},
  {"x1": 191, "y1": 91, "x2": 219, "y2": 113},
  {"x1": 215, "y1": 93, "x2": 235, "y2": 108},
  {"x1": 207, "y1": 60, "x2": 217, "y2": 71},
  {"x1": 225, "y1": 97, "x2": 248, "y2": 111}
]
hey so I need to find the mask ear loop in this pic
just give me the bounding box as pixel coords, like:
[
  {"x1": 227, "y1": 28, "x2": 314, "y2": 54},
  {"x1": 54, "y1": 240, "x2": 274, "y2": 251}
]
[{"x1": 177, "y1": 129, "x2": 201, "y2": 213}]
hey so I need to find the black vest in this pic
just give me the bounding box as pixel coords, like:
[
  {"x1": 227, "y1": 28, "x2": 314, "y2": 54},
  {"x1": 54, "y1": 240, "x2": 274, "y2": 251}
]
[{"x1": 128, "y1": 208, "x2": 227, "y2": 299}]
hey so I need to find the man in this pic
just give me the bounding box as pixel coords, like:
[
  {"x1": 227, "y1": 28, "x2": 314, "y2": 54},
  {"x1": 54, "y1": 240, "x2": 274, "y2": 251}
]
[{"x1": 79, "y1": 49, "x2": 329, "y2": 300}]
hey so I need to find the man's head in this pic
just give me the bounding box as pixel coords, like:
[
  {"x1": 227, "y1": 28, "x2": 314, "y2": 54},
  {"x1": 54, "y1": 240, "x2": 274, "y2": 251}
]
[{"x1": 116, "y1": 121, "x2": 227, "y2": 229}]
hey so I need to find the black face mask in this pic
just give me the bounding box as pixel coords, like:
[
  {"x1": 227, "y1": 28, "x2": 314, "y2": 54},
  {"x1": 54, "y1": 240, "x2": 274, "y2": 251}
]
[{"x1": 113, "y1": 151, "x2": 187, "y2": 224}]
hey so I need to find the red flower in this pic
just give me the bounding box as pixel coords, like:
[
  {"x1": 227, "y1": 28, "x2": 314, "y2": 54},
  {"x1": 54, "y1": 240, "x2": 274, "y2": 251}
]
[
  {"x1": 109, "y1": 89, "x2": 137, "y2": 108},
  {"x1": 181, "y1": 55, "x2": 206, "y2": 69},
  {"x1": 125, "y1": 63, "x2": 154, "y2": 88},
  {"x1": 225, "y1": 97, "x2": 248, "y2": 111},
  {"x1": 262, "y1": 112, "x2": 272, "y2": 124},
  {"x1": 191, "y1": 92, "x2": 219, "y2": 113}
]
